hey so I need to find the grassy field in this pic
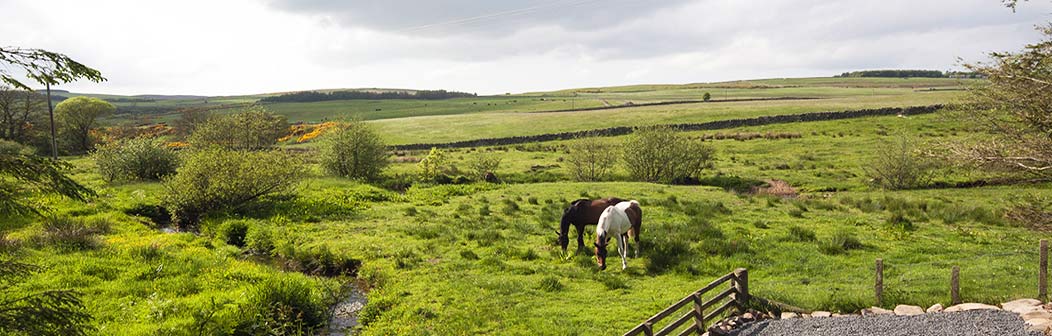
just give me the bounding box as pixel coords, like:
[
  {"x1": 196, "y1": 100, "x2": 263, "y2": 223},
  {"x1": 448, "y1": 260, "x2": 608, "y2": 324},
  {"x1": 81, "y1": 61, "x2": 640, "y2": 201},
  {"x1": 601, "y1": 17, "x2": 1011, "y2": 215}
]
[{"x1": 7, "y1": 77, "x2": 1049, "y2": 335}]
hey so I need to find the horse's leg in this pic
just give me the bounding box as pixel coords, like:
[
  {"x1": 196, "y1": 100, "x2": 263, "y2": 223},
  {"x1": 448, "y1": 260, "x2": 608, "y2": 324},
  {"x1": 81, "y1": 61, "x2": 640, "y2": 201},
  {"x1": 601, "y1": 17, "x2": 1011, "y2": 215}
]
[
  {"x1": 574, "y1": 224, "x2": 585, "y2": 252},
  {"x1": 614, "y1": 233, "x2": 622, "y2": 271}
]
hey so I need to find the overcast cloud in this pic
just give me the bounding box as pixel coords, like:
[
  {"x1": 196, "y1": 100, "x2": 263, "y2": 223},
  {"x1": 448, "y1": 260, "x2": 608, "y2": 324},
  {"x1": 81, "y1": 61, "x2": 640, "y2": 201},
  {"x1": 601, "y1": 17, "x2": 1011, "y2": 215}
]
[{"x1": 1, "y1": 0, "x2": 1050, "y2": 95}]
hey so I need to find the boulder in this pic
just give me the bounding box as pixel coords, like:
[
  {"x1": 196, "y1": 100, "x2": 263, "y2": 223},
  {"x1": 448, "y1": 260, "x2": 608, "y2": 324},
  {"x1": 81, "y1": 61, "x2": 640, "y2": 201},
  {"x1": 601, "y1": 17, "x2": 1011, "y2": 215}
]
[
  {"x1": 860, "y1": 307, "x2": 893, "y2": 316},
  {"x1": 944, "y1": 303, "x2": 1001, "y2": 312},
  {"x1": 780, "y1": 312, "x2": 799, "y2": 319},
  {"x1": 1023, "y1": 310, "x2": 1052, "y2": 321},
  {"x1": 926, "y1": 304, "x2": 944, "y2": 313},
  {"x1": 1002, "y1": 298, "x2": 1044, "y2": 314},
  {"x1": 1025, "y1": 318, "x2": 1052, "y2": 334},
  {"x1": 811, "y1": 311, "x2": 832, "y2": 318},
  {"x1": 893, "y1": 305, "x2": 924, "y2": 316}
]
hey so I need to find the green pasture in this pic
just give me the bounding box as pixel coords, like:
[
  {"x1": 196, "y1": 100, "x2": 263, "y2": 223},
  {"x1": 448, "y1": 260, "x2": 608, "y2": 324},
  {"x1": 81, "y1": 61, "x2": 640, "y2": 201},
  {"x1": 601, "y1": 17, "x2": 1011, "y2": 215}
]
[{"x1": 8, "y1": 76, "x2": 1050, "y2": 335}]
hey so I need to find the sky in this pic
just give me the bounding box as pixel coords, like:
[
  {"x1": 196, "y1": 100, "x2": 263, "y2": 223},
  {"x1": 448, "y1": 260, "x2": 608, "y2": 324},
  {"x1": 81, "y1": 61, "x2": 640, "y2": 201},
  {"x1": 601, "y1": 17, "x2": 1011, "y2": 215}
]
[{"x1": 1, "y1": 0, "x2": 1050, "y2": 96}]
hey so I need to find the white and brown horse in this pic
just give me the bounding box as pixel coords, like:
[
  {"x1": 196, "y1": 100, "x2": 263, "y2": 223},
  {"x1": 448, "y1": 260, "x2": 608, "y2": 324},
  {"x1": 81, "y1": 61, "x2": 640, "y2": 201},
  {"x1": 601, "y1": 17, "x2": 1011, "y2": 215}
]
[
  {"x1": 556, "y1": 197, "x2": 624, "y2": 253},
  {"x1": 594, "y1": 200, "x2": 642, "y2": 270}
]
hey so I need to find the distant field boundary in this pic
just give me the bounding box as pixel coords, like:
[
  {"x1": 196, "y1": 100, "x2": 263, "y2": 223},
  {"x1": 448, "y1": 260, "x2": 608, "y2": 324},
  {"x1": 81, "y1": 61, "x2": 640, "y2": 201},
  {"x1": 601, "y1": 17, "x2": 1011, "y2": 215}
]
[
  {"x1": 392, "y1": 104, "x2": 943, "y2": 150},
  {"x1": 529, "y1": 97, "x2": 822, "y2": 113}
]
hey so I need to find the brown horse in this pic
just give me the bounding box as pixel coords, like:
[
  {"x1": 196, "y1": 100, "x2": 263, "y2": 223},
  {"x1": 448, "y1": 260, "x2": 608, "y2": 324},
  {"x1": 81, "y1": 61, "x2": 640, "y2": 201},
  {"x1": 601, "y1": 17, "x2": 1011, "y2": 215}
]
[{"x1": 556, "y1": 197, "x2": 638, "y2": 254}]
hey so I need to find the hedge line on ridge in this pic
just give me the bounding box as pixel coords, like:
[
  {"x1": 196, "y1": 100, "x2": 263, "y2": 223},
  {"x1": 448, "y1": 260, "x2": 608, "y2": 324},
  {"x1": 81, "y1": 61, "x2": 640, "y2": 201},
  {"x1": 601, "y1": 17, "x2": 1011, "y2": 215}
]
[{"x1": 392, "y1": 105, "x2": 943, "y2": 150}]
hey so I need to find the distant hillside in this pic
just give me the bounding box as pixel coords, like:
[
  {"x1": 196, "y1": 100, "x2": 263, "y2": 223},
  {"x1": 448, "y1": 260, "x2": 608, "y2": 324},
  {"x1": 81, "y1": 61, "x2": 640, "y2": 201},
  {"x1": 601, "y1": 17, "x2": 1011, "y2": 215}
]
[
  {"x1": 836, "y1": 69, "x2": 984, "y2": 79},
  {"x1": 259, "y1": 89, "x2": 477, "y2": 103}
]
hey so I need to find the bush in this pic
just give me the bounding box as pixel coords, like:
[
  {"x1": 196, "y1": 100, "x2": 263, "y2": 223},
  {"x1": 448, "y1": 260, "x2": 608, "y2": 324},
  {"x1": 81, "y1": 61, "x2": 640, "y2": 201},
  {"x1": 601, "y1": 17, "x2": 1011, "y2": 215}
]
[
  {"x1": 319, "y1": 122, "x2": 389, "y2": 181},
  {"x1": 566, "y1": 135, "x2": 618, "y2": 181},
  {"x1": 623, "y1": 125, "x2": 715, "y2": 183},
  {"x1": 92, "y1": 137, "x2": 179, "y2": 182},
  {"x1": 234, "y1": 277, "x2": 326, "y2": 335},
  {"x1": 864, "y1": 136, "x2": 936, "y2": 190},
  {"x1": 161, "y1": 148, "x2": 305, "y2": 230},
  {"x1": 467, "y1": 153, "x2": 501, "y2": 181},
  {"x1": 218, "y1": 220, "x2": 251, "y2": 248},
  {"x1": 188, "y1": 106, "x2": 288, "y2": 150}
]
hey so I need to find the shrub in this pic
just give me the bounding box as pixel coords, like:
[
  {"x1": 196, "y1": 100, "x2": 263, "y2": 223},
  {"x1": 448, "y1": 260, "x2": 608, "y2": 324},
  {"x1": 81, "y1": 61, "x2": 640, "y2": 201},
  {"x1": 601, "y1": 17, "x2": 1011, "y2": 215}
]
[
  {"x1": 702, "y1": 92, "x2": 711, "y2": 101},
  {"x1": 864, "y1": 136, "x2": 936, "y2": 190},
  {"x1": 786, "y1": 226, "x2": 816, "y2": 242},
  {"x1": 623, "y1": 125, "x2": 715, "y2": 183},
  {"x1": 188, "y1": 106, "x2": 288, "y2": 150},
  {"x1": 319, "y1": 122, "x2": 389, "y2": 181},
  {"x1": 218, "y1": 220, "x2": 251, "y2": 248},
  {"x1": 161, "y1": 148, "x2": 305, "y2": 230},
  {"x1": 819, "y1": 230, "x2": 863, "y2": 255},
  {"x1": 246, "y1": 225, "x2": 275, "y2": 255},
  {"x1": 566, "y1": 135, "x2": 617, "y2": 182},
  {"x1": 92, "y1": 137, "x2": 179, "y2": 182},
  {"x1": 234, "y1": 277, "x2": 326, "y2": 335},
  {"x1": 417, "y1": 147, "x2": 458, "y2": 182},
  {"x1": 467, "y1": 153, "x2": 502, "y2": 181},
  {"x1": 885, "y1": 213, "x2": 916, "y2": 232}
]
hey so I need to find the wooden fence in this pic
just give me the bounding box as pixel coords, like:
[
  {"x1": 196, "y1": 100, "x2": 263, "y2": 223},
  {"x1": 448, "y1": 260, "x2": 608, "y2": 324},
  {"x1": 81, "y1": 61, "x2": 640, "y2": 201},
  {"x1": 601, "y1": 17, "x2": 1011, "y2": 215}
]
[{"x1": 624, "y1": 268, "x2": 749, "y2": 336}]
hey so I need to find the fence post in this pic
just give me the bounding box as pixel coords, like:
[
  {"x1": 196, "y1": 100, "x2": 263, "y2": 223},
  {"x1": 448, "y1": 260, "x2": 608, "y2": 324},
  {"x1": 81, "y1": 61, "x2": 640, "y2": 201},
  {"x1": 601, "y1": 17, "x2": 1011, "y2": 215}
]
[
  {"x1": 951, "y1": 266, "x2": 961, "y2": 305},
  {"x1": 1041, "y1": 239, "x2": 1048, "y2": 301},
  {"x1": 693, "y1": 293, "x2": 705, "y2": 333},
  {"x1": 733, "y1": 268, "x2": 749, "y2": 309},
  {"x1": 643, "y1": 322, "x2": 653, "y2": 336},
  {"x1": 875, "y1": 258, "x2": 884, "y2": 306}
]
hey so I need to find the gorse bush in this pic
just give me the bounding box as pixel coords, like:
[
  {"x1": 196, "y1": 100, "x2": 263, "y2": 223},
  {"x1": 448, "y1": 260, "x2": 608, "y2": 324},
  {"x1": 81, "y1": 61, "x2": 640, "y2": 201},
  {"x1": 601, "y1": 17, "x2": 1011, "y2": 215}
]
[
  {"x1": 188, "y1": 106, "x2": 288, "y2": 150},
  {"x1": 92, "y1": 137, "x2": 179, "y2": 182},
  {"x1": 161, "y1": 148, "x2": 305, "y2": 230},
  {"x1": 467, "y1": 153, "x2": 501, "y2": 181},
  {"x1": 319, "y1": 122, "x2": 389, "y2": 181},
  {"x1": 623, "y1": 125, "x2": 715, "y2": 183}
]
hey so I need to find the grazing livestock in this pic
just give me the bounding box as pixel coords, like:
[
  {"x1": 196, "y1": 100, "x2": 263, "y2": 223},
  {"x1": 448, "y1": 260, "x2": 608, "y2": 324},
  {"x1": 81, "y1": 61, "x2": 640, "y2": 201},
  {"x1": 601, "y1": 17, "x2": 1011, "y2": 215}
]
[
  {"x1": 594, "y1": 200, "x2": 642, "y2": 270},
  {"x1": 556, "y1": 198, "x2": 623, "y2": 253}
]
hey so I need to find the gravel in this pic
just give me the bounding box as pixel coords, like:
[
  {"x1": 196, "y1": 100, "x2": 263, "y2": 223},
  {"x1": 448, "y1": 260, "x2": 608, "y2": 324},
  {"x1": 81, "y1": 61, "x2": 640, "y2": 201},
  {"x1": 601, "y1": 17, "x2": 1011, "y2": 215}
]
[{"x1": 728, "y1": 310, "x2": 1041, "y2": 336}]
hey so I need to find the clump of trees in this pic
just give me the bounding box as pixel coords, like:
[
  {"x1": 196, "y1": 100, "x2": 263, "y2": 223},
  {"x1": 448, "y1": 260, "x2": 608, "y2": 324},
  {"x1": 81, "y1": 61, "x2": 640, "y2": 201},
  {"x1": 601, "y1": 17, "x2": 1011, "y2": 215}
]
[
  {"x1": 161, "y1": 148, "x2": 304, "y2": 230},
  {"x1": 54, "y1": 96, "x2": 115, "y2": 153},
  {"x1": 188, "y1": 106, "x2": 288, "y2": 150},
  {"x1": 835, "y1": 70, "x2": 947, "y2": 78},
  {"x1": 0, "y1": 88, "x2": 46, "y2": 148},
  {"x1": 319, "y1": 122, "x2": 389, "y2": 181},
  {"x1": 259, "y1": 89, "x2": 477, "y2": 103},
  {"x1": 92, "y1": 137, "x2": 179, "y2": 182},
  {"x1": 623, "y1": 125, "x2": 715, "y2": 183}
]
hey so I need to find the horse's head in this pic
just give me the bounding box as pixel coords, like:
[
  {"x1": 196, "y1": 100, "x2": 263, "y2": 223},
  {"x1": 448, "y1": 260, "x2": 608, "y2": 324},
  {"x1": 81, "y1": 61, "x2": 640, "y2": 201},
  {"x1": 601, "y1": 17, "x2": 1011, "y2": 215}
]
[{"x1": 594, "y1": 233, "x2": 609, "y2": 270}]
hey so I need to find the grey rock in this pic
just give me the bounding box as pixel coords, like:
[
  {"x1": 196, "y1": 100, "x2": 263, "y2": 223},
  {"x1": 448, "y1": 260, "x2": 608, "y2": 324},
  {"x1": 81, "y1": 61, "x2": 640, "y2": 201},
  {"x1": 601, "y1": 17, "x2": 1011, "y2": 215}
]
[{"x1": 727, "y1": 310, "x2": 1041, "y2": 336}]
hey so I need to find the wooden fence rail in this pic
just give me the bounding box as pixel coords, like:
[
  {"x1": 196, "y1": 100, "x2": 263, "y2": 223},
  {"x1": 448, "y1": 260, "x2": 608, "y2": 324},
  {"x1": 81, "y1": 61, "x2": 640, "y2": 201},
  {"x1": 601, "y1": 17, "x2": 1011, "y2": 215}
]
[{"x1": 624, "y1": 268, "x2": 749, "y2": 336}]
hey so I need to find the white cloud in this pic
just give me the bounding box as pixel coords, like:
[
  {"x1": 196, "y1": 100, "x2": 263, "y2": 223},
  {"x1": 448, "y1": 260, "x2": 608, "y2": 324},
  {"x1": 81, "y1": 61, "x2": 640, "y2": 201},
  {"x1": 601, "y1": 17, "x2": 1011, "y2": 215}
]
[{"x1": 1, "y1": 0, "x2": 1050, "y2": 95}]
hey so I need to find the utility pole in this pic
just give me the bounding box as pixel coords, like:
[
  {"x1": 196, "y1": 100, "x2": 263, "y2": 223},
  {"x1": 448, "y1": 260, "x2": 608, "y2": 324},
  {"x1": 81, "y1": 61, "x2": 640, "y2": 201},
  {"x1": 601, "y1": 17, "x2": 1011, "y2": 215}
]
[{"x1": 46, "y1": 82, "x2": 58, "y2": 159}]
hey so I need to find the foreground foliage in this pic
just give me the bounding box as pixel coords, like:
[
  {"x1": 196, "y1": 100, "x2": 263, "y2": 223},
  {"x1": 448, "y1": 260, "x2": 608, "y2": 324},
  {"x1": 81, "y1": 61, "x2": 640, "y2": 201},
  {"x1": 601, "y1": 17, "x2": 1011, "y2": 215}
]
[{"x1": 162, "y1": 148, "x2": 304, "y2": 230}]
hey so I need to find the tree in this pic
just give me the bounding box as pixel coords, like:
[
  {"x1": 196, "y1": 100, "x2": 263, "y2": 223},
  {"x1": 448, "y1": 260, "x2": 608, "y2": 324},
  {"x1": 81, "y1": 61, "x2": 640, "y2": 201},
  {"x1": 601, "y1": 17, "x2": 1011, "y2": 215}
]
[
  {"x1": 161, "y1": 148, "x2": 305, "y2": 230},
  {"x1": 0, "y1": 141, "x2": 94, "y2": 216},
  {"x1": 319, "y1": 122, "x2": 389, "y2": 181},
  {"x1": 947, "y1": 24, "x2": 1052, "y2": 178},
  {"x1": 172, "y1": 108, "x2": 213, "y2": 137},
  {"x1": 188, "y1": 106, "x2": 288, "y2": 150},
  {"x1": 566, "y1": 135, "x2": 617, "y2": 181},
  {"x1": 417, "y1": 147, "x2": 448, "y2": 182},
  {"x1": 54, "y1": 96, "x2": 114, "y2": 153},
  {"x1": 0, "y1": 87, "x2": 46, "y2": 144},
  {"x1": 0, "y1": 47, "x2": 106, "y2": 158},
  {"x1": 702, "y1": 92, "x2": 712, "y2": 102},
  {"x1": 623, "y1": 125, "x2": 715, "y2": 183}
]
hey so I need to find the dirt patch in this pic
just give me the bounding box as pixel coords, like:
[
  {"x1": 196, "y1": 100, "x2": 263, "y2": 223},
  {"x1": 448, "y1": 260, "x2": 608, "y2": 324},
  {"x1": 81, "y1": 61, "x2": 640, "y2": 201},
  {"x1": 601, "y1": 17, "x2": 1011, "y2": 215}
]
[{"x1": 751, "y1": 179, "x2": 798, "y2": 198}]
